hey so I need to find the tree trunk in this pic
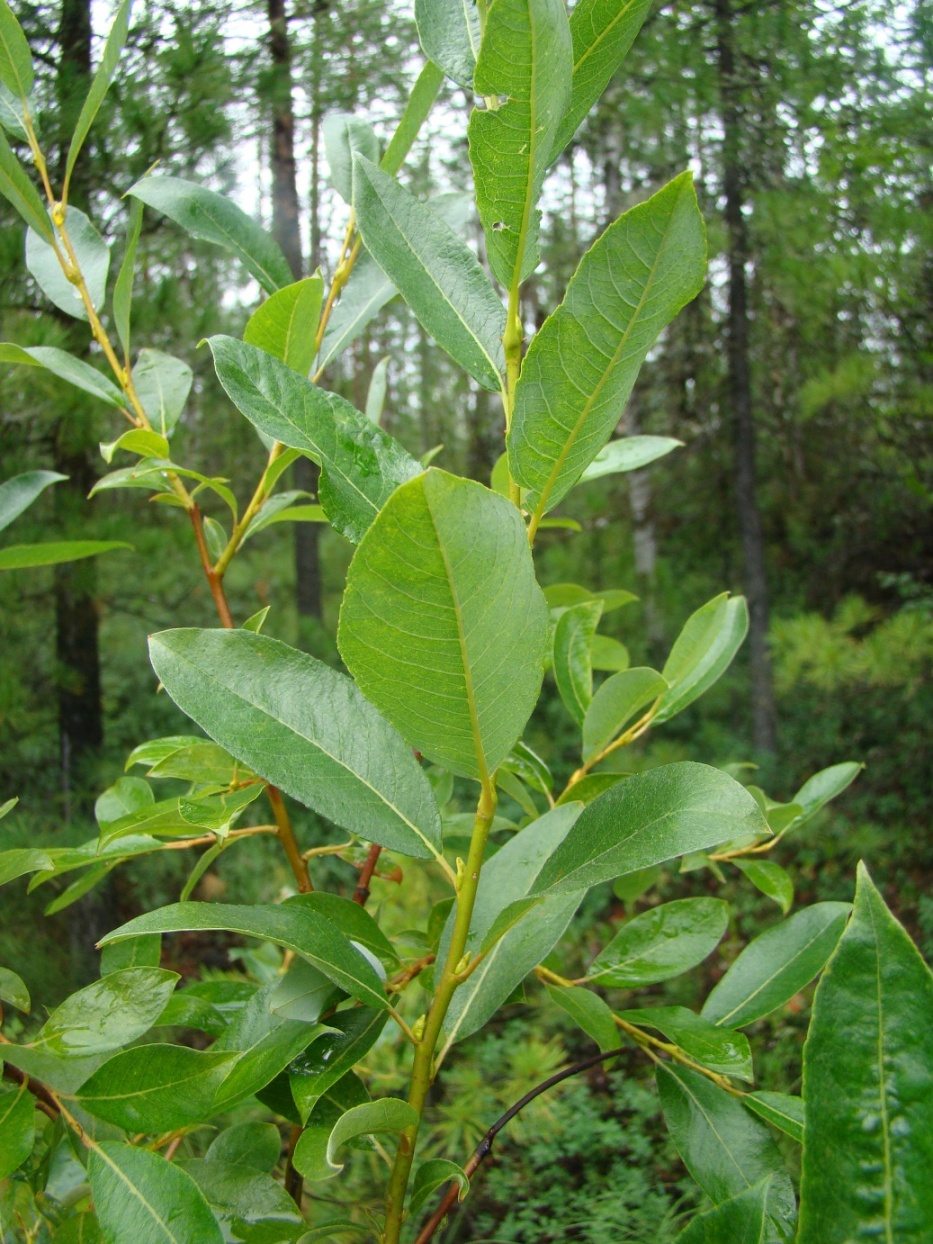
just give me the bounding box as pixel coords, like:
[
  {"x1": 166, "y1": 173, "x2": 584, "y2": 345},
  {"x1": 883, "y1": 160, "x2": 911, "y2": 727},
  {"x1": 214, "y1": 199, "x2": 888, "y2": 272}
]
[
  {"x1": 55, "y1": 0, "x2": 107, "y2": 978},
  {"x1": 714, "y1": 0, "x2": 778, "y2": 755}
]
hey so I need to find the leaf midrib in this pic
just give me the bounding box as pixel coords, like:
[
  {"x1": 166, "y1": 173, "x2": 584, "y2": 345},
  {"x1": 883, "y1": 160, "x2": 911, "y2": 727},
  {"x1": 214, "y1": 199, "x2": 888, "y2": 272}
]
[
  {"x1": 158, "y1": 639, "x2": 440, "y2": 860},
  {"x1": 528, "y1": 187, "x2": 685, "y2": 516},
  {"x1": 712, "y1": 918, "x2": 841, "y2": 1027},
  {"x1": 93, "y1": 1148, "x2": 187, "y2": 1244}
]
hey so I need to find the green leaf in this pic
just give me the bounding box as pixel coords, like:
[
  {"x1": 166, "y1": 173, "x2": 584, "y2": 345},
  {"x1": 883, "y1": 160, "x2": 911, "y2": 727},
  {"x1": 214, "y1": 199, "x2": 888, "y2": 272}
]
[
  {"x1": 590, "y1": 634, "x2": 630, "y2": 671},
  {"x1": 0, "y1": 341, "x2": 127, "y2": 407},
  {"x1": 30, "y1": 968, "x2": 178, "y2": 1058},
  {"x1": 547, "y1": 984, "x2": 618, "y2": 1051},
  {"x1": 54, "y1": 1215, "x2": 104, "y2": 1244},
  {"x1": 26, "y1": 206, "x2": 109, "y2": 319},
  {"x1": 612, "y1": 863, "x2": 660, "y2": 910},
  {"x1": 325, "y1": 1098, "x2": 418, "y2": 1173},
  {"x1": 211, "y1": 988, "x2": 327, "y2": 1113},
  {"x1": 469, "y1": 0, "x2": 572, "y2": 287},
  {"x1": 798, "y1": 864, "x2": 933, "y2": 1242},
  {"x1": 148, "y1": 628, "x2": 442, "y2": 862},
  {"x1": 416, "y1": 0, "x2": 480, "y2": 87},
  {"x1": 0, "y1": 1082, "x2": 34, "y2": 1178},
  {"x1": 501, "y1": 741, "x2": 553, "y2": 799},
  {"x1": 76, "y1": 1045, "x2": 237, "y2": 1132},
  {"x1": 744, "y1": 1093, "x2": 804, "y2": 1144},
  {"x1": 0, "y1": 963, "x2": 29, "y2": 1011},
  {"x1": 100, "y1": 932, "x2": 161, "y2": 975},
  {"x1": 0, "y1": 127, "x2": 52, "y2": 239},
  {"x1": 206, "y1": 1122, "x2": 282, "y2": 1172},
  {"x1": 114, "y1": 197, "x2": 143, "y2": 358},
  {"x1": 440, "y1": 803, "x2": 585, "y2": 1052},
  {"x1": 268, "y1": 959, "x2": 339, "y2": 1024},
  {"x1": 733, "y1": 859, "x2": 794, "y2": 915},
  {"x1": 543, "y1": 583, "x2": 637, "y2": 614},
  {"x1": 550, "y1": 0, "x2": 654, "y2": 160},
  {"x1": 352, "y1": 155, "x2": 505, "y2": 391},
  {"x1": 410, "y1": 1158, "x2": 470, "y2": 1214},
  {"x1": 784, "y1": 761, "x2": 862, "y2": 835},
  {"x1": 100, "y1": 902, "x2": 388, "y2": 1010},
  {"x1": 0, "y1": 81, "x2": 27, "y2": 139},
  {"x1": 0, "y1": 2, "x2": 33, "y2": 99},
  {"x1": 292, "y1": 1072, "x2": 371, "y2": 1179},
  {"x1": 587, "y1": 897, "x2": 729, "y2": 988},
  {"x1": 88, "y1": 1142, "x2": 224, "y2": 1244},
  {"x1": 242, "y1": 495, "x2": 325, "y2": 542},
  {"x1": 620, "y1": 1007, "x2": 753, "y2": 1080},
  {"x1": 131, "y1": 349, "x2": 193, "y2": 436},
  {"x1": 65, "y1": 0, "x2": 132, "y2": 186},
  {"x1": 0, "y1": 1043, "x2": 105, "y2": 1093},
  {"x1": 323, "y1": 112, "x2": 379, "y2": 203},
  {"x1": 97, "y1": 786, "x2": 263, "y2": 849},
  {"x1": 316, "y1": 252, "x2": 394, "y2": 372},
  {"x1": 365, "y1": 355, "x2": 389, "y2": 424},
  {"x1": 535, "y1": 762, "x2": 769, "y2": 894},
  {"x1": 0, "y1": 540, "x2": 131, "y2": 570},
  {"x1": 128, "y1": 175, "x2": 291, "y2": 294},
  {"x1": 578, "y1": 435, "x2": 683, "y2": 482},
  {"x1": 655, "y1": 593, "x2": 749, "y2": 723},
  {"x1": 582, "y1": 666, "x2": 667, "y2": 761},
  {"x1": 657, "y1": 1065, "x2": 796, "y2": 1238},
  {"x1": 100, "y1": 428, "x2": 170, "y2": 463},
  {"x1": 508, "y1": 173, "x2": 705, "y2": 516},
  {"x1": 205, "y1": 335, "x2": 421, "y2": 543},
  {"x1": 339, "y1": 469, "x2": 550, "y2": 782},
  {"x1": 701, "y1": 902, "x2": 853, "y2": 1029},
  {"x1": 179, "y1": 1158, "x2": 303, "y2": 1241},
  {"x1": 676, "y1": 1178, "x2": 782, "y2": 1244},
  {"x1": 317, "y1": 191, "x2": 469, "y2": 372},
  {"x1": 553, "y1": 600, "x2": 602, "y2": 724},
  {"x1": 380, "y1": 59, "x2": 444, "y2": 176},
  {"x1": 245, "y1": 276, "x2": 324, "y2": 376},
  {"x1": 0, "y1": 469, "x2": 66, "y2": 533},
  {"x1": 289, "y1": 1008, "x2": 387, "y2": 1123},
  {"x1": 294, "y1": 893, "x2": 398, "y2": 969}
]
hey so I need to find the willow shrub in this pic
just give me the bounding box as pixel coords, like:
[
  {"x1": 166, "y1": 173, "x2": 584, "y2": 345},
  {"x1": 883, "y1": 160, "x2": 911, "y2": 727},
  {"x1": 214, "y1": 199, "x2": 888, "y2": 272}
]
[{"x1": 1, "y1": 0, "x2": 931, "y2": 1241}]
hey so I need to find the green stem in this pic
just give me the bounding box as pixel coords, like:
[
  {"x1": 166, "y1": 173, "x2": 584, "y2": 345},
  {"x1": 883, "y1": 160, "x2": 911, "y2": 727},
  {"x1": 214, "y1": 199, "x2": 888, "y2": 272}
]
[{"x1": 382, "y1": 782, "x2": 498, "y2": 1243}]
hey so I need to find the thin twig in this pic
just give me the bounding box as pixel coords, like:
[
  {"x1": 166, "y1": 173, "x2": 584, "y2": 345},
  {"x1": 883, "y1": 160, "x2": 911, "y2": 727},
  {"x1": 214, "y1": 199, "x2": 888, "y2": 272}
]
[
  {"x1": 285, "y1": 1123, "x2": 304, "y2": 1207},
  {"x1": 413, "y1": 1046, "x2": 630, "y2": 1243},
  {"x1": 267, "y1": 786, "x2": 313, "y2": 893},
  {"x1": 188, "y1": 503, "x2": 236, "y2": 628},
  {"x1": 353, "y1": 844, "x2": 383, "y2": 905}
]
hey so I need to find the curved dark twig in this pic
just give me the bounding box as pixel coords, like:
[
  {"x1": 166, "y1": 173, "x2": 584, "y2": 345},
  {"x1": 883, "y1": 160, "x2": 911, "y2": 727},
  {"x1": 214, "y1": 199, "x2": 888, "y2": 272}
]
[
  {"x1": 413, "y1": 1045, "x2": 630, "y2": 1244},
  {"x1": 353, "y1": 843, "x2": 383, "y2": 905}
]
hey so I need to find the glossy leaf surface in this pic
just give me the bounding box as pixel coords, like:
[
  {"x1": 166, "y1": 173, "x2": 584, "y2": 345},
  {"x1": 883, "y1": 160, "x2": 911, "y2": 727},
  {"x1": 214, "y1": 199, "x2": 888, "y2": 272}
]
[
  {"x1": 129, "y1": 174, "x2": 291, "y2": 293},
  {"x1": 798, "y1": 864, "x2": 933, "y2": 1242},
  {"x1": 206, "y1": 335, "x2": 421, "y2": 542},
  {"x1": 77, "y1": 1045, "x2": 236, "y2": 1132},
  {"x1": 339, "y1": 470, "x2": 549, "y2": 781},
  {"x1": 744, "y1": 1092, "x2": 804, "y2": 1144},
  {"x1": 149, "y1": 628, "x2": 442, "y2": 860},
  {"x1": 0, "y1": 1083, "x2": 33, "y2": 1178},
  {"x1": 326, "y1": 1098, "x2": 418, "y2": 1172},
  {"x1": 582, "y1": 666, "x2": 666, "y2": 760},
  {"x1": 509, "y1": 173, "x2": 705, "y2": 515},
  {"x1": 101, "y1": 902, "x2": 387, "y2": 1009},
  {"x1": 701, "y1": 902, "x2": 852, "y2": 1029},
  {"x1": 469, "y1": 0, "x2": 572, "y2": 286},
  {"x1": 244, "y1": 276, "x2": 324, "y2": 376},
  {"x1": 547, "y1": 984, "x2": 618, "y2": 1051},
  {"x1": 0, "y1": 469, "x2": 66, "y2": 533},
  {"x1": 655, "y1": 593, "x2": 749, "y2": 723},
  {"x1": 290, "y1": 1007, "x2": 387, "y2": 1122},
  {"x1": 0, "y1": 342, "x2": 127, "y2": 407},
  {"x1": 292, "y1": 1072, "x2": 371, "y2": 1179},
  {"x1": 353, "y1": 155, "x2": 505, "y2": 390},
  {"x1": 658, "y1": 1065, "x2": 796, "y2": 1239},
  {"x1": 553, "y1": 600, "x2": 602, "y2": 724},
  {"x1": 26, "y1": 206, "x2": 109, "y2": 319},
  {"x1": 415, "y1": 0, "x2": 480, "y2": 87},
  {"x1": 620, "y1": 1006, "x2": 752, "y2": 1079},
  {"x1": 535, "y1": 763, "x2": 768, "y2": 894},
  {"x1": 88, "y1": 1142, "x2": 224, "y2": 1244},
  {"x1": 676, "y1": 1178, "x2": 781, "y2": 1244},
  {"x1": 587, "y1": 897, "x2": 729, "y2": 988},
  {"x1": 550, "y1": 0, "x2": 654, "y2": 159},
  {"x1": 30, "y1": 968, "x2": 178, "y2": 1057},
  {"x1": 733, "y1": 859, "x2": 794, "y2": 915},
  {"x1": 179, "y1": 1159, "x2": 303, "y2": 1241},
  {"x1": 578, "y1": 434, "x2": 682, "y2": 482}
]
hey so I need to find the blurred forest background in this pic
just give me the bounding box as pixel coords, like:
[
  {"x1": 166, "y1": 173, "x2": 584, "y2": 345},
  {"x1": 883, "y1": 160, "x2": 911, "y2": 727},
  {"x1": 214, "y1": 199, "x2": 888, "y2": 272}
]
[{"x1": 0, "y1": 0, "x2": 930, "y2": 1238}]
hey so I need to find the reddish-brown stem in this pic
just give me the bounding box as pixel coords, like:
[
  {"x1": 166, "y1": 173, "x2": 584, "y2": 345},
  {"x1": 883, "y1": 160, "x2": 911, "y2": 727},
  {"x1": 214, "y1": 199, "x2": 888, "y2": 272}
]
[
  {"x1": 188, "y1": 504, "x2": 236, "y2": 629},
  {"x1": 387, "y1": 954, "x2": 436, "y2": 994},
  {"x1": 1, "y1": 1060, "x2": 59, "y2": 1121},
  {"x1": 413, "y1": 1046, "x2": 629, "y2": 1243},
  {"x1": 353, "y1": 844, "x2": 383, "y2": 905},
  {"x1": 267, "y1": 786, "x2": 313, "y2": 893},
  {"x1": 285, "y1": 1123, "x2": 304, "y2": 1206}
]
